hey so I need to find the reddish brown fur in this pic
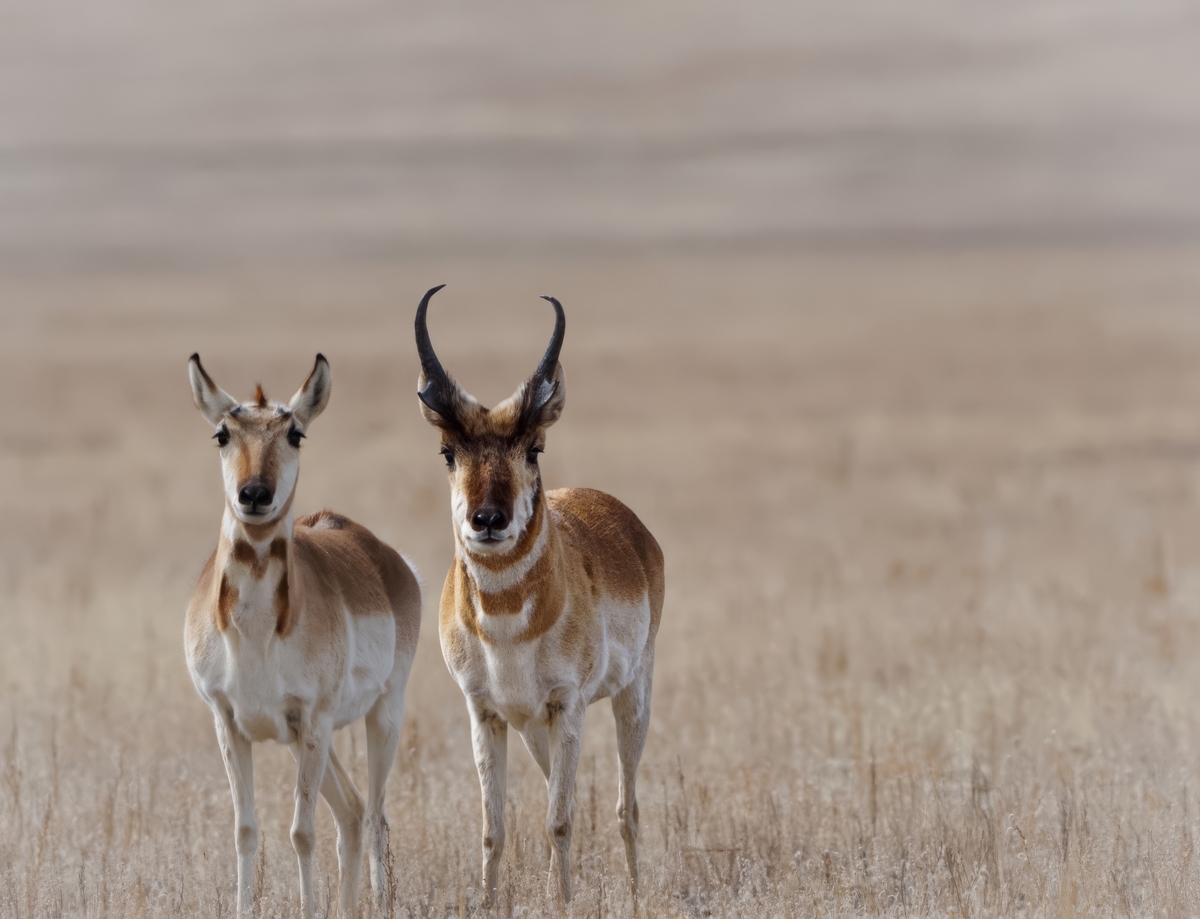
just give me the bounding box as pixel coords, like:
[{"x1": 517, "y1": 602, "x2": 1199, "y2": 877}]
[
  {"x1": 242, "y1": 493, "x2": 294, "y2": 541},
  {"x1": 468, "y1": 489, "x2": 545, "y2": 573},
  {"x1": 274, "y1": 572, "x2": 291, "y2": 636},
  {"x1": 217, "y1": 572, "x2": 239, "y2": 632},
  {"x1": 289, "y1": 513, "x2": 422, "y2": 652},
  {"x1": 187, "y1": 353, "x2": 420, "y2": 917},
  {"x1": 443, "y1": 488, "x2": 662, "y2": 645},
  {"x1": 189, "y1": 510, "x2": 420, "y2": 655},
  {"x1": 190, "y1": 553, "x2": 219, "y2": 633},
  {"x1": 420, "y1": 317, "x2": 663, "y2": 905},
  {"x1": 426, "y1": 363, "x2": 664, "y2": 647},
  {"x1": 551, "y1": 488, "x2": 664, "y2": 616},
  {"x1": 230, "y1": 539, "x2": 274, "y2": 579}
]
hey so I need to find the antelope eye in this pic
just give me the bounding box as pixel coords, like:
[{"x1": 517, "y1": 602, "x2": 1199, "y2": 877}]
[
  {"x1": 440, "y1": 448, "x2": 455, "y2": 469},
  {"x1": 214, "y1": 426, "x2": 230, "y2": 448},
  {"x1": 287, "y1": 426, "x2": 305, "y2": 448},
  {"x1": 526, "y1": 446, "x2": 543, "y2": 465}
]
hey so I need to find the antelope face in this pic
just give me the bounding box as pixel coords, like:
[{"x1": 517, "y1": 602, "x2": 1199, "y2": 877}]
[
  {"x1": 188, "y1": 354, "x2": 331, "y2": 526},
  {"x1": 414, "y1": 287, "x2": 566, "y2": 555}
]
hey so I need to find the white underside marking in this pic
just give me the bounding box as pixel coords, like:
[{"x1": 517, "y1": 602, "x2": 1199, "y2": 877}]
[
  {"x1": 460, "y1": 516, "x2": 549, "y2": 593},
  {"x1": 190, "y1": 598, "x2": 397, "y2": 744},
  {"x1": 452, "y1": 592, "x2": 653, "y2": 730},
  {"x1": 472, "y1": 594, "x2": 536, "y2": 643}
]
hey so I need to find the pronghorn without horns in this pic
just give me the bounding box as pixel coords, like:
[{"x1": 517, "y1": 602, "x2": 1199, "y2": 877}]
[
  {"x1": 414, "y1": 286, "x2": 665, "y2": 905},
  {"x1": 185, "y1": 354, "x2": 421, "y2": 919}
]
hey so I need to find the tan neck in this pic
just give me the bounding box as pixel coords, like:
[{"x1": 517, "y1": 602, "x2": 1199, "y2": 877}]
[
  {"x1": 213, "y1": 498, "x2": 295, "y2": 638},
  {"x1": 457, "y1": 489, "x2": 557, "y2": 590}
]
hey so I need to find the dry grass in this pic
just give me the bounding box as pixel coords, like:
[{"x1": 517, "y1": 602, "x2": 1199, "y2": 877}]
[
  {"x1": 6, "y1": 2, "x2": 1200, "y2": 914},
  {"x1": 4, "y1": 249, "x2": 1200, "y2": 917}
]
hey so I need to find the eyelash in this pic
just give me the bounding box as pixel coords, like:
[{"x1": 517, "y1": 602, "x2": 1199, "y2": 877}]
[
  {"x1": 441, "y1": 448, "x2": 455, "y2": 469},
  {"x1": 287, "y1": 426, "x2": 305, "y2": 448},
  {"x1": 214, "y1": 427, "x2": 229, "y2": 448}
]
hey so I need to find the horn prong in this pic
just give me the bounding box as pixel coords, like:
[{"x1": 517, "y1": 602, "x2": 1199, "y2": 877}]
[
  {"x1": 533, "y1": 295, "x2": 566, "y2": 386},
  {"x1": 415, "y1": 285, "x2": 455, "y2": 418}
]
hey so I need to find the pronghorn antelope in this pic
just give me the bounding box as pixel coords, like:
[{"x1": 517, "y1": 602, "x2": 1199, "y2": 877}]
[
  {"x1": 185, "y1": 354, "x2": 421, "y2": 919},
  {"x1": 414, "y1": 286, "x2": 665, "y2": 905}
]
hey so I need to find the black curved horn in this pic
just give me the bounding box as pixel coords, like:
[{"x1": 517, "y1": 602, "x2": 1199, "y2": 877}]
[
  {"x1": 415, "y1": 284, "x2": 452, "y2": 415},
  {"x1": 530, "y1": 295, "x2": 566, "y2": 408}
]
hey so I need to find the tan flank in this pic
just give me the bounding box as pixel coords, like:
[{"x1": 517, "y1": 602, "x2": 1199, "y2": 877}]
[
  {"x1": 185, "y1": 354, "x2": 421, "y2": 919},
  {"x1": 414, "y1": 286, "x2": 665, "y2": 906}
]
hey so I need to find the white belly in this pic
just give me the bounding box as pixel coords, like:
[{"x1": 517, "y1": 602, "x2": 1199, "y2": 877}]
[
  {"x1": 455, "y1": 595, "x2": 652, "y2": 730},
  {"x1": 189, "y1": 607, "x2": 396, "y2": 743},
  {"x1": 586, "y1": 595, "x2": 651, "y2": 701},
  {"x1": 330, "y1": 615, "x2": 397, "y2": 728}
]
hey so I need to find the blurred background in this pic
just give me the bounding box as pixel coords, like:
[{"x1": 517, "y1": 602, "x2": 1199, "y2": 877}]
[
  {"x1": 2, "y1": 0, "x2": 1199, "y2": 268},
  {"x1": 4, "y1": 1, "x2": 1200, "y2": 916}
]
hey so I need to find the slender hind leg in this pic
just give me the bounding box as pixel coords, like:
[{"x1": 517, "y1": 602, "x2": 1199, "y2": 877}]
[
  {"x1": 290, "y1": 740, "x2": 365, "y2": 917},
  {"x1": 612, "y1": 662, "x2": 654, "y2": 902},
  {"x1": 518, "y1": 725, "x2": 552, "y2": 782},
  {"x1": 364, "y1": 681, "x2": 408, "y2": 917}
]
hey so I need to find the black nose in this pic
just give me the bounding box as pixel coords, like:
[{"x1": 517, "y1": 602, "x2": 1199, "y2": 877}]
[
  {"x1": 471, "y1": 508, "x2": 509, "y2": 532},
  {"x1": 238, "y1": 483, "x2": 274, "y2": 508}
]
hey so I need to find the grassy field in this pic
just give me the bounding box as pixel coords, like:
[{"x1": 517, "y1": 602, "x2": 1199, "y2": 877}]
[
  {"x1": 4, "y1": 0, "x2": 1200, "y2": 915},
  {"x1": 4, "y1": 248, "x2": 1200, "y2": 917}
]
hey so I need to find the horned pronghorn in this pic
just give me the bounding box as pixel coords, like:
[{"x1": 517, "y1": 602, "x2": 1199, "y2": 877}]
[
  {"x1": 414, "y1": 286, "x2": 665, "y2": 905},
  {"x1": 185, "y1": 353, "x2": 421, "y2": 919}
]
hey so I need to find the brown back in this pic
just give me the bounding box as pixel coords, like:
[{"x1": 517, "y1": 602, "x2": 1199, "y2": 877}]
[
  {"x1": 295, "y1": 511, "x2": 422, "y2": 651},
  {"x1": 548, "y1": 488, "x2": 665, "y2": 635}
]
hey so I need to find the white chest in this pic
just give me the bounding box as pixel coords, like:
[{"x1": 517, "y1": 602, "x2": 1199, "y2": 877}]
[
  {"x1": 190, "y1": 634, "x2": 313, "y2": 743},
  {"x1": 188, "y1": 602, "x2": 397, "y2": 743},
  {"x1": 472, "y1": 640, "x2": 550, "y2": 729}
]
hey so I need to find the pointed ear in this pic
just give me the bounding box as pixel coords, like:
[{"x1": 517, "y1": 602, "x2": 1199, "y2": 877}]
[
  {"x1": 418, "y1": 371, "x2": 478, "y2": 431},
  {"x1": 287, "y1": 354, "x2": 332, "y2": 428},
  {"x1": 188, "y1": 354, "x2": 238, "y2": 426},
  {"x1": 528, "y1": 362, "x2": 566, "y2": 429},
  {"x1": 495, "y1": 363, "x2": 566, "y2": 433}
]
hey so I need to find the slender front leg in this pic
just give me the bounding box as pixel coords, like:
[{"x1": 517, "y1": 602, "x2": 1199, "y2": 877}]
[
  {"x1": 292, "y1": 715, "x2": 333, "y2": 919},
  {"x1": 468, "y1": 699, "x2": 508, "y2": 907},
  {"x1": 545, "y1": 693, "x2": 585, "y2": 903},
  {"x1": 213, "y1": 708, "x2": 257, "y2": 919},
  {"x1": 365, "y1": 683, "x2": 408, "y2": 917}
]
